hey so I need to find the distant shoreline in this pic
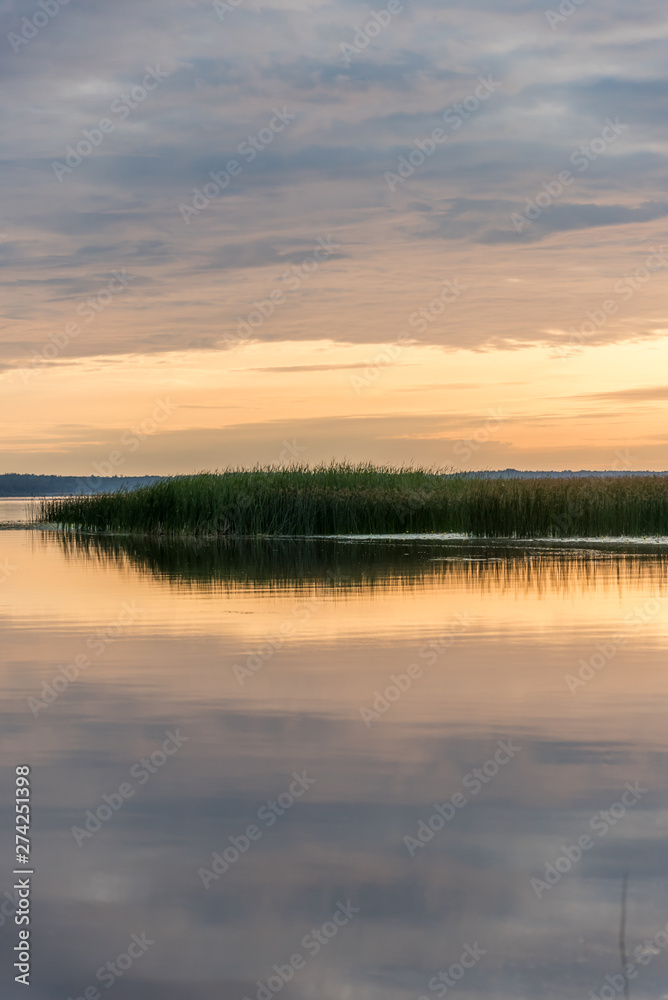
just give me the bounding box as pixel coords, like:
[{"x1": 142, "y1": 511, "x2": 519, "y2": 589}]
[
  {"x1": 2, "y1": 469, "x2": 668, "y2": 498},
  {"x1": 0, "y1": 475, "x2": 163, "y2": 498}
]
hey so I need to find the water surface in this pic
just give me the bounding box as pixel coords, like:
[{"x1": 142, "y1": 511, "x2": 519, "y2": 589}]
[
  {"x1": 0, "y1": 497, "x2": 41, "y2": 524},
  {"x1": 2, "y1": 532, "x2": 668, "y2": 999}
]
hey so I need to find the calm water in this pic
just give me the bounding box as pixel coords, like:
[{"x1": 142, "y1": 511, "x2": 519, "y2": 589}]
[
  {"x1": 2, "y1": 531, "x2": 668, "y2": 999},
  {"x1": 0, "y1": 498, "x2": 42, "y2": 524}
]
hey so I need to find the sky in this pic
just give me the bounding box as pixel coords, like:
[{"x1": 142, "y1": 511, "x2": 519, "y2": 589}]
[{"x1": 1, "y1": 0, "x2": 668, "y2": 474}]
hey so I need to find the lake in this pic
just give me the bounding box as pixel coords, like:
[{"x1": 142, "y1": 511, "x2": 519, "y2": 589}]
[
  {"x1": 0, "y1": 498, "x2": 42, "y2": 524},
  {"x1": 2, "y1": 528, "x2": 668, "y2": 999}
]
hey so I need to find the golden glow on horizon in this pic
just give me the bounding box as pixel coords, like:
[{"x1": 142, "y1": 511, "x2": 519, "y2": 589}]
[
  {"x1": 3, "y1": 335, "x2": 668, "y2": 472},
  {"x1": 5, "y1": 216, "x2": 668, "y2": 473}
]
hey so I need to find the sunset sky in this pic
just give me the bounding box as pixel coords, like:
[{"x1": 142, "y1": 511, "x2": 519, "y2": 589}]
[{"x1": 2, "y1": 0, "x2": 667, "y2": 474}]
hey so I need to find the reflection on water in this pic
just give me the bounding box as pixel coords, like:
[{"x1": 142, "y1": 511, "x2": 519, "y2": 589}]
[
  {"x1": 50, "y1": 531, "x2": 668, "y2": 593},
  {"x1": 2, "y1": 531, "x2": 668, "y2": 999},
  {"x1": 0, "y1": 497, "x2": 40, "y2": 524}
]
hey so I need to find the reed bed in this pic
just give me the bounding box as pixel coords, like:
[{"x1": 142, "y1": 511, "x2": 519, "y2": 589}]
[{"x1": 37, "y1": 464, "x2": 668, "y2": 539}]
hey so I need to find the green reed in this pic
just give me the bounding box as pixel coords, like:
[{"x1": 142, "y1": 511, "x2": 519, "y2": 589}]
[{"x1": 36, "y1": 464, "x2": 668, "y2": 538}]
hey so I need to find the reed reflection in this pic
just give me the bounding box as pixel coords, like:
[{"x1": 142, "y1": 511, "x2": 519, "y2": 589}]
[{"x1": 47, "y1": 532, "x2": 668, "y2": 597}]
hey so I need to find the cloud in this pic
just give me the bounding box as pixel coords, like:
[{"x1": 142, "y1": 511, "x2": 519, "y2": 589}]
[
  {"x1": 481, "y1": 201, "x2": 668, "y2": 244},
  {"x1": 574, "y1": 385, "x2": 668, "y2": 403},
  {"x1": 4, "y1": 0, "x2": 668, "y2": 468},
  {"x1": 230, "y1": 362, "x2": 404, "y2": 373}
]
